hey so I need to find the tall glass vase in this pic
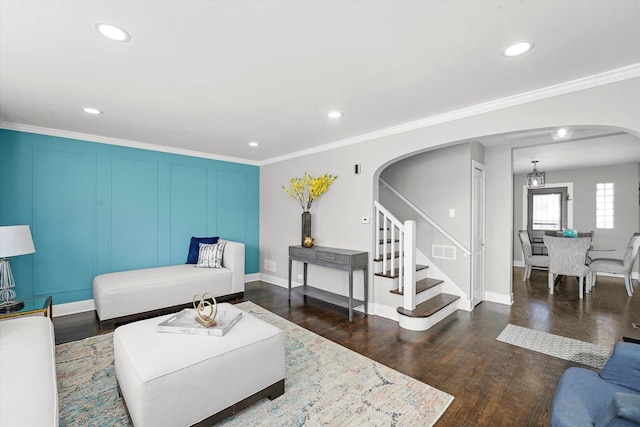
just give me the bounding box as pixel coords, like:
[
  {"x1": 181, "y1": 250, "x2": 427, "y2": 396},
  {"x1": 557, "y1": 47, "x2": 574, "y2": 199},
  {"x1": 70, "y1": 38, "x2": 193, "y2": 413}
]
[{"x1": 301, "y1": 212, "x2": 312, "y2": 245}]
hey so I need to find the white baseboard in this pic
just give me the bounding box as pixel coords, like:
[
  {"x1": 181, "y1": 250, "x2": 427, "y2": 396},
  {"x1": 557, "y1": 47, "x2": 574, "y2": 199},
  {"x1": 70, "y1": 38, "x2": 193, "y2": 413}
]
[
  {"x1": 484, "y1": 291, "x2": 513, "y2": 306},
  {"x1": 457, "y1": 298, "x2": 473, "y2": 312},
  {"x1": 369, "y1": 303, "x2": 399, "y2": 322},
  {"x1": 245, "y1": 273, "x2": 260, "y2": 282},
  {"x1": 259, "y1": 273, "x2": 288, "y2": 288},
  {"x1": 513, "y1": 260, "x2": 525, "y2": 268},
  {"x1": 54, "y1": 299, "x2": 96, "y2": 317}
]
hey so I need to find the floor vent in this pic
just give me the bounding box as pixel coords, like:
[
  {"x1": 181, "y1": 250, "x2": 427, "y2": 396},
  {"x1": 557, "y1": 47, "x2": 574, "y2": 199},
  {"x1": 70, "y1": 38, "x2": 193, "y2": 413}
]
[{"x1": 432, "y1": 245, "x2": 456, "y2": 260}]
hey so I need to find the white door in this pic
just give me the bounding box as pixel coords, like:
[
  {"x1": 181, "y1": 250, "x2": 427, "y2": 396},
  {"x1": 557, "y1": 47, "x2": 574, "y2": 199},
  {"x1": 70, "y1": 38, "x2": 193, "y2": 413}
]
[{"x1": 472, "y1": 162, "x2": 485, "y2": 307}]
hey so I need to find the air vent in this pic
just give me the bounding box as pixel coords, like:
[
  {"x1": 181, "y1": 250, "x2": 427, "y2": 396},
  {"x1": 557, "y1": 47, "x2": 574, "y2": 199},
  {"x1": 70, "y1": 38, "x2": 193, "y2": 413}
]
[
  {"x1": 264, "y1": 259, "x2": 276, "y2": 272},
  {"x1": 432, "y1": 245, "x2": 456, "y2": 260}
]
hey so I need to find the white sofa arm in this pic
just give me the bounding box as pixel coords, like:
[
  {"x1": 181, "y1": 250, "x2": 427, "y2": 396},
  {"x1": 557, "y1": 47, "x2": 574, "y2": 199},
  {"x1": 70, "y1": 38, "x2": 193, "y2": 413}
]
[
  {"x1": 0, "y1": 317, "x2": 59, "y2": 427},
  {"x1": 221, "y1": 240, "x2": 245, "y2": 293}
]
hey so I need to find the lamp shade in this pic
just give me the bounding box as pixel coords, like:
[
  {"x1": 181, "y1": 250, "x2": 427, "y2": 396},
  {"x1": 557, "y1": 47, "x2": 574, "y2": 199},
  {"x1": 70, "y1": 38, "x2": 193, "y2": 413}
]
[{"x1": 0, "y1": 226, "x2": 36, "y2": 258}]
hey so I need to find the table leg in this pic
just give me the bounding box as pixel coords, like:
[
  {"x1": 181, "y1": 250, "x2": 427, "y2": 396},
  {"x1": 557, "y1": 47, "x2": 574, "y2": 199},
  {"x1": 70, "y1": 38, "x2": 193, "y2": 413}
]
[
  {"x1": 348, "y1": 268, "x2": 353, "y2": 322},
  {"x1": 303, "y1": 263, "x2": 308, "y2": 286},
  {"x1": 288, "y1": 258, "x2": 292, "y2": 299},
  {"x1": 364, "y1": 266, "x2": 368, "y2": 316},
  {"x1": 46, "y1": 296, "x2": 53, "y2": 320}
]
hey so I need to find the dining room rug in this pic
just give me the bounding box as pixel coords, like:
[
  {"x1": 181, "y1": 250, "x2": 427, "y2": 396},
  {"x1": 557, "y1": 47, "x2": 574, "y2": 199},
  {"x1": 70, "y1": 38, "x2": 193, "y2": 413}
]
[
  {"x1": 56, "y1": 301, "x2": 453, "y2": 427},
  {"x1": 497, "y1": 323, "x2": 612, "y2": 369}
]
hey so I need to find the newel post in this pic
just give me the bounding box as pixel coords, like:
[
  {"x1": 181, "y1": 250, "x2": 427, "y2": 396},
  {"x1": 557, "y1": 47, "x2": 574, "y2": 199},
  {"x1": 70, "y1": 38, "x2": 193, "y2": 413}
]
[{"x1": 403, "y1": 220, "x2": 416, "y2": 311}]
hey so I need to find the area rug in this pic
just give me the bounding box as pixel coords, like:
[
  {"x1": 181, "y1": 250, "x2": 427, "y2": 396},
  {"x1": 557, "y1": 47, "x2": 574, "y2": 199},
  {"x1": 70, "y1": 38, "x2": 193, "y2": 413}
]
[
  {"x1": 56, "y1": 301, "x2": 453, "y2": 426},
  {"x1": 497, "y1": 323, "x2": 612, "y2": 369}
]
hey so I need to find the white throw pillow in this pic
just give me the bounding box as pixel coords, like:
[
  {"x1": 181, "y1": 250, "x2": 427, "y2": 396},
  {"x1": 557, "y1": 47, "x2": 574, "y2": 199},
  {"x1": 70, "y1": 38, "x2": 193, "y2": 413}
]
[{"x1": 196, "y1": 241, "x2": 226, "y2": 268}]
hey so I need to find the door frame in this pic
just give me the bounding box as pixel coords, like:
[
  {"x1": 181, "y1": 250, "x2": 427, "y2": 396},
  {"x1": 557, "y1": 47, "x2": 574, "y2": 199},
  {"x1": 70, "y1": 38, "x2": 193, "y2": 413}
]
[{"x1": 471, "y1": 160, "x2": 486, "y2": 307}]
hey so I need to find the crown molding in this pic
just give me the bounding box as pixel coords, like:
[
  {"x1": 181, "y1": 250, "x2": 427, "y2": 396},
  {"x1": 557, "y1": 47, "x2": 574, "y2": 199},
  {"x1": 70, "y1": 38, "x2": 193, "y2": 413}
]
[
  {"x1": 0, "y1": 122, "x2": 261, "y2": 167},
  {"x1": 2, "y1": 64, "x2": 639, "y2": 167},
  {"x1": 260, "y1": 63, "x2": 640, "y2": 165}
]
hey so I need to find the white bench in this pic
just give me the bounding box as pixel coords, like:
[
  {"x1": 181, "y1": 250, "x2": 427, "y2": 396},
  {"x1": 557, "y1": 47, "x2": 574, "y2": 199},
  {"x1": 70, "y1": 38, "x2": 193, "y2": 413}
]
[{"x1": 93, "y1": 240, "x2": 244, "y2": 329}]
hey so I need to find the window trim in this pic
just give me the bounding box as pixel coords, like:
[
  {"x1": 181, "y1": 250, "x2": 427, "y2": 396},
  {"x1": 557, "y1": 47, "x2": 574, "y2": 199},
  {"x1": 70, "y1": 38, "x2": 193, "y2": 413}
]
[
  {"x1": 596, "y1": 182, "x2": 615, "y2": 229},
  {"x1": 522, "y1": 182, "x2": 574, "y2": 232},
  {"x1": 527, "y1": 188, "x2": 568, "y2": 231}
]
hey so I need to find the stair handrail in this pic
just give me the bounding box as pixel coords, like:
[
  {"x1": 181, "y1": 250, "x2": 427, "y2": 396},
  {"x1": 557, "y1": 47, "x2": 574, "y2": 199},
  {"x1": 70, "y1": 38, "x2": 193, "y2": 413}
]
[
  {"x1": 374, "y1": 200, "x2": 404, "y2": 231},
  {"x1": 379, "y1": 178, "x2": 471, "y2": 257}
]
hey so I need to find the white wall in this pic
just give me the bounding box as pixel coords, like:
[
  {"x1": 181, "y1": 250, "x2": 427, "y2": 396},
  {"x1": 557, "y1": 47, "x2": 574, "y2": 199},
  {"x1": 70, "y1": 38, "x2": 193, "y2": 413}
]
[
  {"x1": 379, "y1": 142, "x2": 476, "y2": 296},
  {"x1": 260, "y1": 77, "x2": 640, "y2": 310}
]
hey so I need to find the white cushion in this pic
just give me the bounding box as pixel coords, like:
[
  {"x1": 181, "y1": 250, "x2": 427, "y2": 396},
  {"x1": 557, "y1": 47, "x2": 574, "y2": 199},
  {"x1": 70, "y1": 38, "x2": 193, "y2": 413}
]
[
  {"x1": 0, "y1": 316, "x2": 58, "y2": 427},
  {"x1": 114, "y1": 303, "x2": 285, "y2": 427}
]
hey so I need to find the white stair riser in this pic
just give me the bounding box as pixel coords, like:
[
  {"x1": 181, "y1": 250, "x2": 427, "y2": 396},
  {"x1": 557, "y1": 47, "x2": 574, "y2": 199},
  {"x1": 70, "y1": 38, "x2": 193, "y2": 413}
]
[
  {"x1": 415, "y1": 285, "x2": 443, "y2": 305},
  {"x1": 398, "y1": 301, "x2": 458, "y2": 331},
  {"x1": 373, "y1": 275, "x2": 444, "y2": 307}
]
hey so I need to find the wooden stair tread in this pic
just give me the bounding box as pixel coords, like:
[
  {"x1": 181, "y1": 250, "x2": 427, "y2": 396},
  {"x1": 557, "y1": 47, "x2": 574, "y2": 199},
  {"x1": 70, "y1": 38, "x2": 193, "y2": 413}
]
[
  {"x1": 378, "y1": 239, "x2": 400, "y2": 244},
  {"x1": 373, "y1": 251, "x2": 401, "y2": 262},
  {"x1": 374, "y1": 264, "x2": 428, "y2": 279},
  {"x1": 390, "y1": 278, "x2": 443, "y2": 295},
  {"x1": 396, "y1": 293, "x2": 460, "y2": 318}
]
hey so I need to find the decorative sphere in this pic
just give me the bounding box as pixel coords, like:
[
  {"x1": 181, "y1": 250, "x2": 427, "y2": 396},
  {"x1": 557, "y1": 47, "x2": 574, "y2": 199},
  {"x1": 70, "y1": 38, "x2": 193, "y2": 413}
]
[{"x1": 303, "y1": 236, "x2": 314, "y2": 248}]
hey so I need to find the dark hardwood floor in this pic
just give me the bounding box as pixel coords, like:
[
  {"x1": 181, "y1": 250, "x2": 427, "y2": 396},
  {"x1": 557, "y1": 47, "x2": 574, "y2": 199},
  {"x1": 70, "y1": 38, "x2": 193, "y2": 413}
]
[{"x1": 53, "y1": 268, "x2": 640, "y2": 426}]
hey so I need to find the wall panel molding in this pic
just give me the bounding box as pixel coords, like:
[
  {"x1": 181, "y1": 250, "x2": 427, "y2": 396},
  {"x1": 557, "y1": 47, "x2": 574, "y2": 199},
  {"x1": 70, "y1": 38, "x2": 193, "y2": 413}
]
[{"x1": 0, "y1": 129, "x2": 259, "y2": 305}]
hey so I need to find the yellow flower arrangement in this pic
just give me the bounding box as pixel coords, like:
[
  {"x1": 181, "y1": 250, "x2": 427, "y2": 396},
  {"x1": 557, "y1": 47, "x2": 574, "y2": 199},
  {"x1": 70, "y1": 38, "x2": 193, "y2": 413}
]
[{"x1": 282, "y1": 172, "x2": 338, "y2": 212}]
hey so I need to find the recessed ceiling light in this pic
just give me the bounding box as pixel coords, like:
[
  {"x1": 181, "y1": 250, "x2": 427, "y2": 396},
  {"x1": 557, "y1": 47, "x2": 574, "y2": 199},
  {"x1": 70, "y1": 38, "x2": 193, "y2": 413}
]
[
  {"x1": 83, "y1": 107, "x2": 102, "y2": 115},
  {"x1": 95, "y1": 23, "x2": 130, "y2": 42},
  {"x1": 551, "y1": 128, "x2": 573, "y2": 140},
  {"x1": 248, "y1": 141, "x2": 260, "y2": 147},
  {"x1": 502, "y1": 41, "x2": 534, "y2": 57},
  {"x1": 327, "y1": 111, "x2": 343, "y2": 119}
]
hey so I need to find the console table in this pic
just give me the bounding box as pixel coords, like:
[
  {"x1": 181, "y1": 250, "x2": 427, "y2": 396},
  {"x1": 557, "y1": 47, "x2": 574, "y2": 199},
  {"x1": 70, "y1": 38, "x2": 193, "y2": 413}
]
[{"x1": 288, "y1": 245, "x2": 368, "y2": 321}]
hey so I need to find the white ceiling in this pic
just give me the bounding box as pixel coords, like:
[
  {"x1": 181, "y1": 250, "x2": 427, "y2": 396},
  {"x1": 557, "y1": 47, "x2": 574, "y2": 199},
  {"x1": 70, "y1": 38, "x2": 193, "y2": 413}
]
[
  {"x1": 482, "y1": 129, "x2": 640, "y2": 174},
  {"x1": 1, "y1": 0, "x2": 640, "y2": 164}
]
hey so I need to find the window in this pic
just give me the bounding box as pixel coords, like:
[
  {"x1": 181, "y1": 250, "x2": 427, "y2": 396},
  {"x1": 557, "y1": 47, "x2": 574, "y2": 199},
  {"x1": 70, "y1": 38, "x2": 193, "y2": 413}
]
[
  {"x1": 531, "y1": 193, "x2": 562, "y2": 230},
  {"x1": 527, "y1": 187, "x2": 568, "y2": 232},
  {"x1": 596, "y1": 183, "x2": 614, "y2": 229}
]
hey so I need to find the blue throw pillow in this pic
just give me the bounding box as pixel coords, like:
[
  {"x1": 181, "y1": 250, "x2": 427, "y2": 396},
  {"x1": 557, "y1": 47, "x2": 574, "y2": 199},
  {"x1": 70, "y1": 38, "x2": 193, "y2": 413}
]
[{"x1": 186, "y1": 236, "x2": 219, "y2": 264}]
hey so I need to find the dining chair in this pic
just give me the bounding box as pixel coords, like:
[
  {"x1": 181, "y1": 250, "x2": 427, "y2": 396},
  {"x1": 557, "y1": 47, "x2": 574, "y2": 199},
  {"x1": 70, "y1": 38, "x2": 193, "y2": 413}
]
[
  {"x1": 517, "y1": 230, "x2": 549, "y2": 281},
  {"x1": 588, "y1": 232, "x2": 640, "y2": 297},
  {"x1": 543, "y1": 236, "x2": 591, "y2": 299},
  {"x1": 578, "y1": 231, "x2": 595, "y2": 264}
]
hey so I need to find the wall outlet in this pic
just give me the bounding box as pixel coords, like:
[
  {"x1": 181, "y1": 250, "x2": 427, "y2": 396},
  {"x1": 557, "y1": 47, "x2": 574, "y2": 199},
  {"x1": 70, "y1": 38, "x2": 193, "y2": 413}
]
[
  {"x1": 449, "y1": 208, "x2": 455, "y2": 218},
  {"x1": 361, "y1": 216, "x2": 370, "y2": 224},
  {"x1": 264, "y1": 259, "x2": 276, "y2": 272},
  {"x1": 297, "y1": 273, "x2": 303, "y2": 280}
]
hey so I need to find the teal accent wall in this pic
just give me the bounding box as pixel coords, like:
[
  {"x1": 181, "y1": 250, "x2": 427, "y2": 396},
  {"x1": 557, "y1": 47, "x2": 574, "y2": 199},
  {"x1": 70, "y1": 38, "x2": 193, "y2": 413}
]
[{"x1": 0, "y1": 129, "x2": 259, "y2": 305}]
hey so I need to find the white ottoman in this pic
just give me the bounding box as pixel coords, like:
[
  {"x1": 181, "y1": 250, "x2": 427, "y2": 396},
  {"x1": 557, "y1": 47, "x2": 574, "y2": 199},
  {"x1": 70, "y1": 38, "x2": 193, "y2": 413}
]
[{"x1": 114, "y1": 303, "x2": 285, "y2": 427}]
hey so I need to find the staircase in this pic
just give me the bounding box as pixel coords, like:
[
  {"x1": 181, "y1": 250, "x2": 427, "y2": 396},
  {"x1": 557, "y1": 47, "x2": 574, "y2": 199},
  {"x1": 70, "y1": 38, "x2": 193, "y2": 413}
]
[{"x1": 374, "y1": 201, "x2": 460, "y2": 331}]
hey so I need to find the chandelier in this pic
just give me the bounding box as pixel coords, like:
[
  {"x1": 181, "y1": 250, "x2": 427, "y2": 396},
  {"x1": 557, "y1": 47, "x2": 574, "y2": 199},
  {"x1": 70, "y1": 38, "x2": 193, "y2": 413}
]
[{"x1": 527, "y1": 160, "x2": 545, "y2": 188}]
